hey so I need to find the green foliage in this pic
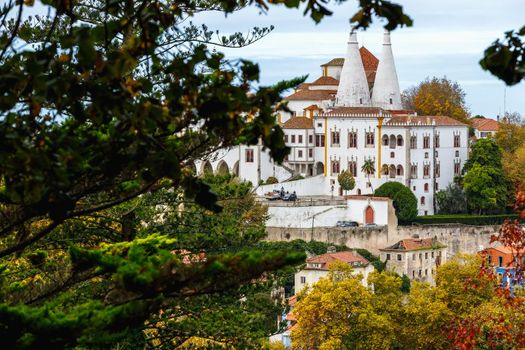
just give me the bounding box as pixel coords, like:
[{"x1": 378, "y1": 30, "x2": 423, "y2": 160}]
[
  {"x1": 374, "y1": 182, "x2": 418, "y2": 222},
  {"x1": 435, "y1": 184, "x2": 468, "y2": 214},
  {"x1": 400, "y1": 274, "x2": 411, "y2": 293},
  {"x1": 410, "y1": 214, "x2": 519, "y2": 225},
  {"x1": 337, "y1": 170, "x2": 355, "y2": 194},
  {"x1": 265, "y1": 176, "x2": 279, "y2": 184},
  {"x1": 464, "y1": 138, "x2": 504, "y2": 171}
]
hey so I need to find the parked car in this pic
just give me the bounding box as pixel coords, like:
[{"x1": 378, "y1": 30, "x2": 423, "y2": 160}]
[
  {"x1": 264, "y1": 190, "x2": 281, "y2": 201},
  {"x1": 282, "y1": 192, "x2": 297, "y2": 201},
  {"x1": 364, "y1": 223, "x2": 378, "y2": 229},
  {"x1": 336, "y1": 221, "x2": 359, "y2": 228}
]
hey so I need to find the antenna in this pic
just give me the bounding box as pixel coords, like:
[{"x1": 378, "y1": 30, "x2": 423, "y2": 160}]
[{"x1": 503, "y1": 86, "x2": 507, "y2": 116}]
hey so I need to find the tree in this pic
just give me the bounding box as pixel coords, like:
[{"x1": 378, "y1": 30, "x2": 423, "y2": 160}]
[
  {"x1": 463, "y1": 138, "x2": 510, "y2": 213},
  {"x1": 402, "y1": 77, "x2": 469, "y2": 123},
  {"x1": 435, "y1": 184, "x2": 468, "y2": 214},
  {"x1": 361, "y1": 159, "x2": 375, "y2": 192},
  {"x1": 337, "y1": 170, "x2": 355, "y2": 196},
  {"x1": 374, "y1": 182, "x2": 418, "y2": 222},
  {"x1": 496, "y1": 112, "x2": 525, "y2": 186}
]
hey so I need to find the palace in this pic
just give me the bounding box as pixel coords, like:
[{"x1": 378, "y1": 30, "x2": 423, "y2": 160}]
[{"x1": 197, "y1": 31, "x2": 469, "y2": 215}]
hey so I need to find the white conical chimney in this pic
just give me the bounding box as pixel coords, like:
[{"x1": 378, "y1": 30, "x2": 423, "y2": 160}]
[
  {"x1": 372, "y1": 31, "x2": 402, "y2": 110},
  {"x1": 335, "y1": 31, "x2": 371, "y2": 107}
]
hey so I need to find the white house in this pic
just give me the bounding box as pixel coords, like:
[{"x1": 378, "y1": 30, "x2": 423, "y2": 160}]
[{"x1": 294, "y1": 250, "x2": 374, "y2": 294}]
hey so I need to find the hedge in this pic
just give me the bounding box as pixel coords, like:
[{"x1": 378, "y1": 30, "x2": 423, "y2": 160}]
[{"x1": 408, "y1": 214, "x2": 520, "y2": 226}]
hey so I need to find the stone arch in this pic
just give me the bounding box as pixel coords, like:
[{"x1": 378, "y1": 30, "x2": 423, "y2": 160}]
[
  {"x1": 315, "y1": 162, "x2": 324, "y2": 175},
  {"x1": 364, "y1": 205, "x2": 374, "y2": 224},
  {"x1": 232, "y1": 160, "x2": 240, "y2": 177},
  {"x1": 389, "y1": 135, "x2": 396, "y2": 149},
  {"x1": 216, "y1": 160, "x2": 229, "y2": 175},
  {"x1": 397, "y1": 135, "x2": 404, "y2": 146},
  {"x1": 382, "y1": 134, "x2": 389, "y2": 146},
  {"x1": 389, "y1": 164, "x2": 396, "y2": 178},
  {"x1": 201, "y1": 160, "x2": 213, "y2": 175},
  {"x1": 381, "y1": 164, "x2": 389, "y2": 176},
  {"x1": 396, "y1": 165, "x2": 404, "y2": 176}
]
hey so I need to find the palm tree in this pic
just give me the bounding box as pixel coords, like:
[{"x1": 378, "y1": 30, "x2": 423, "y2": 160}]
[{"x1": 361, "y1": 159, "x2": 375, "y2": 193}]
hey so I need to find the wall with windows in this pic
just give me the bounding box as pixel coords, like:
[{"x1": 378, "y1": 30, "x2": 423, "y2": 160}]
[{"x1": 379, "y1": 247, "x2": 447, "y2": 284}]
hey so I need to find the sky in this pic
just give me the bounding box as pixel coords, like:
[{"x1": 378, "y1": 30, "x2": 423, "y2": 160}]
[{"x1": 193, "y1": 0, "x2": 525, "y2": 118}]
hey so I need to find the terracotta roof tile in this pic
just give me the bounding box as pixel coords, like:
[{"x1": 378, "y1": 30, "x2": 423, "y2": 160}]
[
  {"x1": 319, "y1": 47, "x2": 379, "y2": 70},
  {"x1": 385, "y1": 115, "x2": 468, "y2": 127},
  {"x1": 282, "y1": 117, "x2": 313, "y2": 129},
  {"x1": 304, "y1": 104, "x2": 320, "y2": 110},
  {"x1": 381, "y1": 238, "x2": 446, "y2": 252},
  {"x1": 285, "y1": 89, "x2": 336, "y2": 101},
  {"x1": 311, "y1": 76, "x2": 339, "y2": 85},
  {"x1": 306, "y1": 251, "x2": 369, "y2": 270},
  {"x1": 471, "y1": 118, "x2": 499, "y2": 131}
]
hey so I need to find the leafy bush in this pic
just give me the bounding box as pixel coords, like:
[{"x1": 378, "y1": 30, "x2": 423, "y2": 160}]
[
  {"x1": 409, "y1": 214, "x2": 519, "y2": 225},
  {"x1": 266, "y1": 176, "x2": 278, "y2": 184},
  {"x1": 374, "y1": 182, "x2": 418, "y2": 222},
  {"x1": 436, "y1": 184, "x2": 468, "y2": 214}
]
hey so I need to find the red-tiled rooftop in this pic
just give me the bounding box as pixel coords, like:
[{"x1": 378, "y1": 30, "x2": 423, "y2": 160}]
[
  {"x1": 306, "y1": 251, "x2": 370, "y2": 270},
  {"x1": 471, "y1": 118, "x2": 499, "y2": 131},
  {"x1": 282, "y1": 117, "x2": 313, "y2": 129},
  {"x1": 385, "y1": 115, "x2": 468, "y2": 127},
  {"x1": 304, "y1": 104, "x2": 320, "y2": 111},
  {"x1": 311, "y1": 76, "x2": 339, "y2": 86},
  {"x1": 320, "y1": 47, "x2": 379, "y2": 71},
  {"x1": 285, "y1": 89, "x2": 336, "y2": 101},
  {"x1": 381, "y1": 238, "x2": 445, "y2": 252}
]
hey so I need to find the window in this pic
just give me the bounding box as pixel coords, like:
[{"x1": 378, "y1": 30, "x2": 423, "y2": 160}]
[
  {"x1": 308, "y1": 149, "x2": 313, "y2": 158},
  {"x1": 390, "y1": 98, "x2": 393, "y2": 104},
  {"x1": 397, "y1": 135, "x2": 403, "y2": 146},
  {"x1": 315, "y1": 135, "x2": 325, "y2": 147},
  {"x1": 291, "y1": 135, "x2": 295, "y2": 143},
  {"x1": 331, "y1": 131, "x2": 340, "y2": 146},
  {"x1": 412, "y1": 253, "x2": 416, "y2": 261},
  {"x1": 413, "y1": 186, "x2": 416, "y2": 191},
  {"x1": 309, "y1": 135, "x2": 313, "y2": 144},
  {"x1": 419, "y1": 253, "x2": 422, "y2": 259},
  {"x1": 284, "y1": 135, "x2": 288, "y2": 143},
  {"x1": 359, "y1": 98, "x2": 363, "y2": 104},
  {"x1": 410, "y1": 164, "x2": 418, "y2": 179},
  {"x1": 382, "y1": 135, "x2": 389, "y2": 146},
  {"x1": 421, "y1": 196, "x2": 425, "y2": 205},
  {"x1": 435, "y1": 151, "x2": 438, "y2": 158},
  {"x1": 386, "y1": 254, "x2": 391, "y2": 260},
  {"x1": 424, "y1": 183, "x2": 429, "y2": 192},
  {"x1": 317, "y1": 122, "x2": 322, "y2": 128},
  {"x1": 423, "y1": 164, "x2": 430, "y2": 177},
  {"x1": 298, "y1": 150, "x2": 303, "y2": 158},
  {"x1": 425, "y1": 252, "x2": 428, "y2": 259},
  {"x1": 455, "y1": 150, "x2": 459, "y2": 157},
  {"x1": 488, "y1": 255, "x2": 492, "y2": 264},
  {"x1": 331, "y1": 160, "x2": 340, "y2": 175},
  {"x1": 390, "y1": 152, "x2": 395, "y2": 158},
  {"x1": 425, "y1": 269, "x2": 428, "y2": 276},
  {"x1": 425, "y1": 152, "x2": 429, "y2": 159},
  {"x1": 454, "y1": 135, "x2": 460, "y2": 147},
  {"x1": 435, "y1": 182, "x2": 439, "y2": 191},
  {"x1": 419, "y1": 270, "x2": 422, "y2": 277},
  {"x1": 396, "y1": 165, "x2": 404, "y2": 176},
  {"x1": 423, "y1": 136, "x2": 430, "y2": 149},
  {"x1": 498, "y1": 256, "x2": 503, "y2": 267},
  {"x1": 432, "y1": 252, "x2": 434, "y2": 258},
  {"x1": 410, "y1": 136, "x2": 417, "y2": 149},
  {"x1": 397, "y1": 254, "x2": 402, "y2": 261},
  {"x1": 454, "y1": 161, "x2": 461, "y2": 176},
  {"x1": 435, "y1": 163, "x2": 440, "y2": 178},
  {"x1": 434, "y1": 135, "x2": 440, "y2": 148},
  {"x1": 365, "y1": 132, "x2": 375, "y2": 147},
  {"x1": 348, "y1": 132, "x2": 357, "y2": 148},
  {"x1": 348, "y1": 161, "x2": 357, "y2": 176},
  {"x1": 298, "y1": 135, "x2": 303, "y2": 143},
  {"x1": 245, "y1": 149, "x2": 254, "y2": 163},
  {"x1": 300, "y1": 276, "x2": 306, "y2": 283}
]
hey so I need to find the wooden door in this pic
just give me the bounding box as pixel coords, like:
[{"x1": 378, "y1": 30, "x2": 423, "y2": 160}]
[{"x1": 365, "y1": 206, "x2": 374, "y2": 224}]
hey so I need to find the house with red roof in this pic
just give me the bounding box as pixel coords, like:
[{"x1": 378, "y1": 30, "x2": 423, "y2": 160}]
[
  {"x1": 379, "y1": 237, "x2": 447, "y2": 284},
  {"x1": 471, "y1": 117, "x2": 499, "y2": 140},
  {"x1": 294, "y1": 249, "x2": 374, "y2": 294}
]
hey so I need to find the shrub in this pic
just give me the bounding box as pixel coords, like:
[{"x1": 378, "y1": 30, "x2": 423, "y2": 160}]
[
  {"x1": 409, "y1": 214, "x2": 519, "y2": 225},
  {"x1": 374, "y1": 182, "x2": 418, "y2": 222},
  {"x1": 266, "y1": 176, "x2": 278, "y2": 184}
]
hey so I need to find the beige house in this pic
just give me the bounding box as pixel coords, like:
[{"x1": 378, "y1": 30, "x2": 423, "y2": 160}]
[
  {"x1": 294, "y1": 250, "x2": 374, "y2": 294},
  {"x1": 379, "y1": 237, "x2": 446, "y2": 284}
]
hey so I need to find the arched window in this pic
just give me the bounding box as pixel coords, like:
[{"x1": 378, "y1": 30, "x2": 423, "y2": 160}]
[
  {"x1": 397, "y1": 135, "x2": 403, "y2": 146},
  {"x1": 420, "y1": 196, "x2": 426, "y2": 205},
  {"x1": 382, "y1": 164, "x2": 389, "y2": 176},
  {"x1": 396, "y1": 165, "x2": 404, "y2": 176},
  {"x1": 389, "y1": 98, "x2": 393, "y2": 104},
  {"x1": 357, "y1": 188, "x2": 362, "y2": 195},
  {"x1": 389, "y1": 135, "x2": 396, "y2": 149},
  {"x1": 382, "y1": 135, "x2": 389, "y2": 146},
  {"x1": 424, "y1": 183, "x2": 429, "y2": 192},
  {"x1": 389, "y1": 164, "x2": 396, "y2": 178}
]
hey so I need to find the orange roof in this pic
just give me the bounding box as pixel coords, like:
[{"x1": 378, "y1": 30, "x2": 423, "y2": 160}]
[
  {"x1": 319, "y1": 47, "x2": 379, "y2": 71},
  {"x1": 322, "y1": 107, "x2": 385, "y2": 116},
  {"x1": 296, "y1": 82, "x2": 311, "y2": 90},
  {"x1": 381, "y1": 238, "x2": 445, "y2": 252},
  {"x1": 282, "y1": 117, "x2": 313, "y2": 129},
  {"x1": 285, "y1": 89, "x2": 336, "y2": 101},
  {"x1": 304, "y1": 104, "x2": 320, "y2": 111},
  {"x1": 311, "y1": 76, "x2": 339, "y2": 86},
  {"x1": 345, "y1": 195, "x2": 389, "y2": 201},
  {"x1": 471, "y1": 118, "x2": 499, "y2": 131},
  {"x1": 385, "y1": 115, "x2": 468, "y2": 127},
  {"x1": 305, "y1": 251, "x2": 369, "y2": 270},
  {"x1": 485, "y1": 246, "x2": 524, "y2": 255}
]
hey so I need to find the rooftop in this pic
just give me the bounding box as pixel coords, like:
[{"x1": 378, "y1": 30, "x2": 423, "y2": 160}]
[
  {"x1": 285, "y1": 89, "x2": 336, "y2": 101},
  {"x1": 471, "y1": 117, "x2": 499, "y2": 131},
  {"x1": 311, "y1": 76, "x2": 339, "y2": 86},
  {"x1": 282, "y1": 116, "x2": 314, "y2": 129},
  {"x1": 305, "y1": 251, "x2": 370, "y2": 270},
  {"x1": 385, "y1": 115, "x2": 468, "y2": 127},
  {"x1": 381, "y1": 238, "x2": 446, "y2": 252}
]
